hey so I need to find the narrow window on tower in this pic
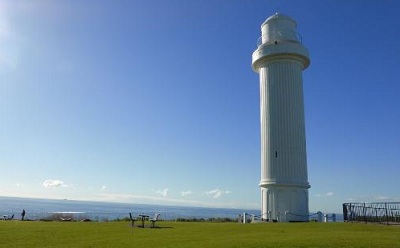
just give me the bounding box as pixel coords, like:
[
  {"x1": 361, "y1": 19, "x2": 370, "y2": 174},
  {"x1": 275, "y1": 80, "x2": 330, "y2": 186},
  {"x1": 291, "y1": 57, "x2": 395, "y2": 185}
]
[{"x1": 275, "y1": 151, "x2": 278, "y2": 158}]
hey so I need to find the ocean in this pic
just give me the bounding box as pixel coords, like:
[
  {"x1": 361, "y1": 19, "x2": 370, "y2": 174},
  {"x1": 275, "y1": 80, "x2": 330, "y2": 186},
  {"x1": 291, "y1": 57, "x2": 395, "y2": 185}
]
[{"x1": 0, "y1": 196, "x2": 258, "y2": 221}]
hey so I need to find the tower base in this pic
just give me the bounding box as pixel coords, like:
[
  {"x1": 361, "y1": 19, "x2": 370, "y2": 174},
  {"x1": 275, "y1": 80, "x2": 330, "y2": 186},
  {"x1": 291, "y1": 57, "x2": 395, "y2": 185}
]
[{"x1": 260, "y1": 185, "x2": 309, "y2": 222}]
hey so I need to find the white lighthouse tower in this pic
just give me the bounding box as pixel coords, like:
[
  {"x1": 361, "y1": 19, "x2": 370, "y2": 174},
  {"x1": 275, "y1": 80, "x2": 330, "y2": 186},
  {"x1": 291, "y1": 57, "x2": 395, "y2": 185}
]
[{"x1": 252, "y1": 13, "x2": 310, "y2": 222}]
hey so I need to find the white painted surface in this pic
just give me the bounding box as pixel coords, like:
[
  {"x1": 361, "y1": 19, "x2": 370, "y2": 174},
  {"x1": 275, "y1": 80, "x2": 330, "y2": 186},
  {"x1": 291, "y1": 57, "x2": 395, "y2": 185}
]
[{"x1": 252, "y1": 13, "x2": 310, "y2": 222}]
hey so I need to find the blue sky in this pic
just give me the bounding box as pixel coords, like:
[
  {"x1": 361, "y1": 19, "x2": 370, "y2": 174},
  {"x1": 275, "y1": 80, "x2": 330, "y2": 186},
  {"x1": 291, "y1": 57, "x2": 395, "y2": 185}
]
[{"x1": 0, "y1": 0, "x2": 399, "y2": 213}]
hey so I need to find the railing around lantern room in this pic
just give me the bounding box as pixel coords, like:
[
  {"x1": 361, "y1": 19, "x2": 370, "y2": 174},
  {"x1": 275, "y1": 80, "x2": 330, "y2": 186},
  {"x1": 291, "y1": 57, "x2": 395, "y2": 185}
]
[{"x1": 257, "y1": 30, "x2": 303, "y2": 47}]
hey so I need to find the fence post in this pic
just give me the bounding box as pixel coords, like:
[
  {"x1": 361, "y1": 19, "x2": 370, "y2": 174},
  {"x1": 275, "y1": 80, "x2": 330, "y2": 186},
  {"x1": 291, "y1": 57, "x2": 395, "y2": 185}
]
[
  {"x1": 385, "y1": 203, "x2": 389, "y2": 226},
  {"x1": 363, "y1": 202, "x2": 367, "y2": 223}
]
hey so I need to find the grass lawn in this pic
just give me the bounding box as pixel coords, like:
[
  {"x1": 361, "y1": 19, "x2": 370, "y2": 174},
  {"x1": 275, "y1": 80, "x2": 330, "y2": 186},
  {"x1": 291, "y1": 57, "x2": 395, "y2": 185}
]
[{"x1": 0, "y1": 221, "x2": 399, "y2": 247}]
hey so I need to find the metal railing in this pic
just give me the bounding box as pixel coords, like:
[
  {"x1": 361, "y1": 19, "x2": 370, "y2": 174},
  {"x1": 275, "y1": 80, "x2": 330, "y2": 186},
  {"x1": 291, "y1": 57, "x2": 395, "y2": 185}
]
[
  {"x1": 343, "y1": 202, "x2": 400, "y2": 225},
  {"x1": 257, "y1": 30, "x2": 302, "y2": 47}
]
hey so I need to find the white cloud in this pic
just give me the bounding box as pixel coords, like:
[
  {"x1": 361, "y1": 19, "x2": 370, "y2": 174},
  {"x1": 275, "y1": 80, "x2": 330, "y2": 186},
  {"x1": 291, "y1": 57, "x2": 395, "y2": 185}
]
[
  {"x1": 204, "y1": 189, "x2": 230, "y2": 199},
  {"x1": 374, "y1": 195, "x2": 390, "y2": 201},
  {"x1": 315, "y1": 192, "x2": 334, "y2": 197},
  {"x1": 101, "y1": 186, "x2": 107, "y2": 191},
  {"x1": 94, "y1": 192, "x2": 254, "y2": 209},
  {"x1": 155, "y1": 188, "x2": 169, "y2": 197},
  {"x1": 42, "y1": 179, "x2": 66, "y2": 188},
  {"x1": 343, "y1": 195, "x2": 400, "y2": 205},
  {"x1": 181, "y1": 190, "x2": 193, "y2": 197}
]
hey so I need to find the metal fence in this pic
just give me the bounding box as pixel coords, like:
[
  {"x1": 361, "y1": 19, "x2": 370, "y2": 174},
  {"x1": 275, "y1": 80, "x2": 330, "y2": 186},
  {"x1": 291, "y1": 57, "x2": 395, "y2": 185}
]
[{"x1": 343, "y1": 202, "x2": 400, "y2": 225}]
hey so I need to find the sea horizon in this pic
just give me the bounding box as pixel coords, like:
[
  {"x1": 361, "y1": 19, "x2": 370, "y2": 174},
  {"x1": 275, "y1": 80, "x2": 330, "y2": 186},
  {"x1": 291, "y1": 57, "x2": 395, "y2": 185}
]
[
  {"x1": 0, "y1": 195, "x2": 342, "y2": 222},
  {"x1": 0, "y1": 195, "x2": 260, "y2": 221}
]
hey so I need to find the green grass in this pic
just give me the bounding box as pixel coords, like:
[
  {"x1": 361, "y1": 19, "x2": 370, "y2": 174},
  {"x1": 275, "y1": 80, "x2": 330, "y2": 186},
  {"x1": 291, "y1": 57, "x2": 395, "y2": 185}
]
[{"x1": 0, "y1": 221, "x2": 399, "y2": 247}]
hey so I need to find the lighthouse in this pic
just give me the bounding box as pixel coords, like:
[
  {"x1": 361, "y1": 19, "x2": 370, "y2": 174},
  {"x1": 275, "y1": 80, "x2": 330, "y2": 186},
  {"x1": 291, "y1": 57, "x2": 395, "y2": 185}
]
[{"x1": 252, "y1": 13, "x2": 310, "y2": 222}]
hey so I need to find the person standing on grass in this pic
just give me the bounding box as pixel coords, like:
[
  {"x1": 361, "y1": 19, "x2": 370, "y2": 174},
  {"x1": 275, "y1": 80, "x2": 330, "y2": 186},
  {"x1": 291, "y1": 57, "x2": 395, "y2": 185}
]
[{"x1": 21, "y1": 209, "x2": 25, "y2": 221}]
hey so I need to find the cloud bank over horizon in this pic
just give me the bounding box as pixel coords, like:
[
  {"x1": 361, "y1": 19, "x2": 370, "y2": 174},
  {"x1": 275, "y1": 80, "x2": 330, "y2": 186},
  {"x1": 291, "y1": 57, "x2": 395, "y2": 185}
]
[
  {"x1": 204, "y1": 189, "x2": 231, "y2": 199},
  {"x1": 181, "y1": 190, "x2": 193, "y2": 197},
  {"x1": 155, "y1": 188, "x2": 169, "y2": 197},
  {"x1": 42, "y1": 179, "x2": 67, "y2": 188}
]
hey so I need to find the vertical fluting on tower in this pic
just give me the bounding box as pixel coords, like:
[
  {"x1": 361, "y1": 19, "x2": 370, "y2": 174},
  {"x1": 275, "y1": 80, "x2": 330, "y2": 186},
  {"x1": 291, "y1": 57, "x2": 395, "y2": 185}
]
[{"x1": 252, "y1": 13, "x2": 311, "y2": 222}]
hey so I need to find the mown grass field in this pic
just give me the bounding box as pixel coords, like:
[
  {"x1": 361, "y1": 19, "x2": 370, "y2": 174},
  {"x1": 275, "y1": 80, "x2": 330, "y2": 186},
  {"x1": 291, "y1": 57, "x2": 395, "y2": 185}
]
[{"x1": 0, "y1": 221, "x2": 399, "y2": 247}]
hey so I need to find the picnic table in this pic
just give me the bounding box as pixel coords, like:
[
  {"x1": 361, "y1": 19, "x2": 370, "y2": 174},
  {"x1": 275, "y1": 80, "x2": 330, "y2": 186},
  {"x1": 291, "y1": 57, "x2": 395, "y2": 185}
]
[{"x1": 138, "y1": 214, "x2": 149, "y2": 228}]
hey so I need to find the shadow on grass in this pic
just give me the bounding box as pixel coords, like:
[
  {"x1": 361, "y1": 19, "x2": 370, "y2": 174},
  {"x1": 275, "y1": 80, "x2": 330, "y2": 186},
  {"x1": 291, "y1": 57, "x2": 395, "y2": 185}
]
[
  {"x1": 131, "y1": 225, "x2": 173, "y2": 229},
  {"x1": 150, "y1": 226, "x2": 173, "y2": 229}
]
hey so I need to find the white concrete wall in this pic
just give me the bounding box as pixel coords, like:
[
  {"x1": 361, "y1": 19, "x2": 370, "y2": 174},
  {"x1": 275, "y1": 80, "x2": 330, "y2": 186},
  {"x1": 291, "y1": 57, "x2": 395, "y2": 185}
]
[{"x1": 259, "y1": 61, "x2": 308, "y2": 185}]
